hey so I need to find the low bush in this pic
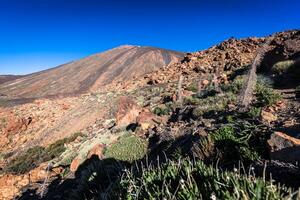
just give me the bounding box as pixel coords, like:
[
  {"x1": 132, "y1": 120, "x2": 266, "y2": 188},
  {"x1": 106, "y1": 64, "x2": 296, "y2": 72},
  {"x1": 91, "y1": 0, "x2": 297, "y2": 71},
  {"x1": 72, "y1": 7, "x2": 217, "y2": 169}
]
[
  {"x1": 5, "y1": 146, "x2": 46, "y2": 174},
  {"x1": 46, "y1": 132, "x2": 83, "y2": 159},
  {"x1": 247, "y1": 106, "x2": 262, "y2": 118},
  {"x1": 183, "y1": 95, "x2": 201, "y2": 105},
  {"x1": 69, "y1": 158, "x2": 296, "y2": 200},
  {"x1": 5, "y1": 132, "x2": 83, "y2": 174},
  {"x1": 208, "y1": 115, "x2": 270, "y2": 164},
  {"x1": 221, "y1": 75, "x2": 245, "y2": 94},
  {"x1": 271, "y1": 60, "x2": 295, "y2": 74},
  {"x1": 186, "y1": 82, "x2": 198, "y2": 92},
  {"x1": 152, "y1": 105, "x2": 171, "y2": 116},
  {"x1": 210, "y1": 124, "x2": 260, "y2": 162},
  {"x1": 104, "y1": 134, "x2": 147, "y2": 162},
  {"x1": 255, "y1": 83, "x2": 282, "y2": 106},
  {"x1": 119, "y1": 159, "x2": 295, "y2": 200}
]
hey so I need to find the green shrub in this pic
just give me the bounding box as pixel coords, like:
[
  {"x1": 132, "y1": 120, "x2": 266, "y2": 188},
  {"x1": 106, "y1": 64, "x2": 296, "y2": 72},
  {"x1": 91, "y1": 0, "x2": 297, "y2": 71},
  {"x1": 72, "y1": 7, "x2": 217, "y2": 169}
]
[
  {"x1": 247, "y1": 107, "x2": 262, "y2": 118},
  {"x1": 186, "y1": 82, "x2": 198, "y2": 92},
  {"x1": 5, "y1": 146, "x2": 46, "y2": 174},
  {"x1": 45, "y1": 132, "x2": 83, "y2": 159},
  {"x1": 192, "y1": 93, "x2": 236, "y2": 118},
  {"x1": 221, "y1": 75, "x2": 245, "y2": 94},
  {"x1": 272, "y1": 60, "x2": 295, "y2": 74},
  {"x1": 257, "y1": 74, "x2": 274, "y2": 87},
  {"x1": 152, "y1": 105, "x2": 171, "y2": 116},
  {"x1": 255, "y1": 83, "x2": 282, "y2": 106},
  {"x1": 183, "y1": 95, "x2": 201, "y2": 105},
  {"x1": 210, "y1": 122, "x2": 262, "y2": 162},
  {"x1": 119, "y1": 159, "x2": 294, "y2": 200},
  {"x1": 104, "y1": 134, "x2": 147, "y2": 162},
  {"x1": 5, "y1": 132, "x2": 83, "y2": 174}
]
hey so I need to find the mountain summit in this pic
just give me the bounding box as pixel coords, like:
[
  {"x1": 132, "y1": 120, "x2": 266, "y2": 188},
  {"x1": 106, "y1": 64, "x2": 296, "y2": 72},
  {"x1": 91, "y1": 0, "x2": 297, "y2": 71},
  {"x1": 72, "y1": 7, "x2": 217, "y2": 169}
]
[{"x1": 0, "y1": 45, "x2": 184, "y2": 98}]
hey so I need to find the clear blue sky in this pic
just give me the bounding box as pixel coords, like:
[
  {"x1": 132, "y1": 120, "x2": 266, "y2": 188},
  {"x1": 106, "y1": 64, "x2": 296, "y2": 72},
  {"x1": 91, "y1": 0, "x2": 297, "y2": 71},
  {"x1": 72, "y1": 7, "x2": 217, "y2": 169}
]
[{"x1": 0, "y1": 0, "x2": 299, "y2": 75}]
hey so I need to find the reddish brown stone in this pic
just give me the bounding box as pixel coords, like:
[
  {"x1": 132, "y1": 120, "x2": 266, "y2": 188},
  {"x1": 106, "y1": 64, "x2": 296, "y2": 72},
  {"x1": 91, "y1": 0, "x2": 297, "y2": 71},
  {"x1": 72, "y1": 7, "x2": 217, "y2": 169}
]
[
  {"x1": 268, "y1": 132, "x2": 300, "y2": 163},
  {"x1": 87, "y1": 143, "x2": 106, "y2": 159},
  {"x1": 115, "y1": 96, "x2": 142, "y2": 128},
  {"x1": 137, "y1": 110, "x2": 158, "y2": 130},
  {"x1": 70, "y1": 157, "x2": 81, "y2": 172}
]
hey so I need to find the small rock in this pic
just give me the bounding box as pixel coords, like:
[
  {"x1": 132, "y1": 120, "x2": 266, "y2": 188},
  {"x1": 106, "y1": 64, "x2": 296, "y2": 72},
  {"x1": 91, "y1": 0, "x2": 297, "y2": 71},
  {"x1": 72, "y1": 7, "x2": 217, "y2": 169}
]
[
  {"x1": 261, "y1": 110, "x2": 277, "y2": 123},
  {"x1": 137, "y1": 110, "x2": 159, "y2": 130},
  {"x1": 70, "y1": 157, "x2": 81, "y2": 172},
  {"x1": 87, "y1": 143, "x2": 106, "y2": 159},
  {"x1": 267, "y1": 131, "x2": 300, "y2": 163},
  {"x1": 202, "y1": 79, "x2": 209, "y2": 86}
]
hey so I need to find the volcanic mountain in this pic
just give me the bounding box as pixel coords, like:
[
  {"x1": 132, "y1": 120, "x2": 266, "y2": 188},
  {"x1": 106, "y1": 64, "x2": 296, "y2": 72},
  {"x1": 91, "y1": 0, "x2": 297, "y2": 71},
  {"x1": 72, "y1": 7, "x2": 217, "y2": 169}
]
[
  {"x1": 0, "y1": 75, "x2": 23, "y2": 85},
  {"x1": 0, "y1": 45, "x2": 184, "y2": 98}
]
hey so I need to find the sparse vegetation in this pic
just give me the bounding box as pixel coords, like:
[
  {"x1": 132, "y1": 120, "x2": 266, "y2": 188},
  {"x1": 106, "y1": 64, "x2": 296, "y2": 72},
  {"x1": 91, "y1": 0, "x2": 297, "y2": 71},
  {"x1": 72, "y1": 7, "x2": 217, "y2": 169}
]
[
  {"x1": 152, "y1": 105, "x2": 171, "y2": 116},
  {"x1": 46, "y1": 132, "x2": 83, "y2": 159},
  {"x1": 272, "y1": 60, "x2": 295, "y2": 74},
  {"x1": 4, "y1": 132, "x2": 83, "y2": 174},
  {"x1": 192, "y1": 93, "x2": 236, "y2": 117},
  {"x1": 221, "y1": 75, "x2": 245, "y2": 94},
  {"x1": 104, "y1": 134, "x2": 147, "y2": 162},
  {"x1": 5, "y1": 146, "x2": 46, "y2": 174},
  {"x1": 247, "y1": 106, "x2": 262, "y2": 118},
  {"x1": 255, "y1": 83, "x2": 282, "y2": 106},
  {"x1": 186, "y1": 82, "x2": 198, "y2": 92},
  {"x1": 69, "y1": 157, "x2": 296, "y2": 200}
]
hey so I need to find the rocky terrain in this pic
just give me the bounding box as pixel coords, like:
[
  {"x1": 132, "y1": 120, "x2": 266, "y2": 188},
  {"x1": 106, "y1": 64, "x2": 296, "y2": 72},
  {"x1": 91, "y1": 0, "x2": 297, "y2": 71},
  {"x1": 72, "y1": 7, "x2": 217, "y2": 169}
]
[{"x1": 0, "y1": 30, "x2": 300, "y2": 200}]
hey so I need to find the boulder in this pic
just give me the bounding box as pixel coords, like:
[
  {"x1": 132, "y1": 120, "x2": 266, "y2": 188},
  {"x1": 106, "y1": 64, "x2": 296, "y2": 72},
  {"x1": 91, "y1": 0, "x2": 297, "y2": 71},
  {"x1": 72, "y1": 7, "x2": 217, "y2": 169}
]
[
  {"x1": 87, "y1": 143, "x2": 105, "y2": 159},
  {"x1": 137, "y1": 110, "x2": 159, "y2": 130},
  {"x1": 115, "y1": 96, "x2": 142, "y2": 128},
  {"x1": 1, "y1": 112, "x2": 32, "y2": 135},
  {"x1": 70, "y1": 157, "x2": 81, "y2": 172},
  {"x1": 0, "y1": 162, "x2": 63, "y2": 200},
  {"x1": 267, "y1": 131, "x2": 300, "y2": 163}
]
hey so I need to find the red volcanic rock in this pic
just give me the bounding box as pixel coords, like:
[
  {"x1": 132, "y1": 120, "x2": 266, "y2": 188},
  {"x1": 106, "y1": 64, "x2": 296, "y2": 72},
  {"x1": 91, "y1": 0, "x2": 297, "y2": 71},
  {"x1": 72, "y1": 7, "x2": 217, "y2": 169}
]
[
  {"x1": 115, "y1": 96, "x2": 142, "y2": 128},
  {"x1": 137, "y1": 110, "x2": 158, "y2": 130},
  {"x1": 87, "y1": 143, "x2": 106, "y2": 159},
  {"x1": 70, "y1": 157, "x2": 81, "y2": 172},
  {"x1": 261, "y1": 110, "x2": 277, "y2": 124},
  {"x1": 0, "y1": 109, "x2": 32, "y2": 137},
  {"x1": 0, "y1": 162, "x2": 62, "y2": 200},
  {"x1": 267, "y1": 131, "x2": 300, "y2": 163},
  {"x1": 5, "y1": 117, "x2": 26, "y2": 134}
]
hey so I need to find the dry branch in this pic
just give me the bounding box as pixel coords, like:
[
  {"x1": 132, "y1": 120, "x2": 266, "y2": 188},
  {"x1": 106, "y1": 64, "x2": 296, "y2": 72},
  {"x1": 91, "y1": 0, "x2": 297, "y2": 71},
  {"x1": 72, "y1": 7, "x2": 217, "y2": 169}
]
[{"x1": 239, "y1": 35, "x2": 274, "y2": 109}]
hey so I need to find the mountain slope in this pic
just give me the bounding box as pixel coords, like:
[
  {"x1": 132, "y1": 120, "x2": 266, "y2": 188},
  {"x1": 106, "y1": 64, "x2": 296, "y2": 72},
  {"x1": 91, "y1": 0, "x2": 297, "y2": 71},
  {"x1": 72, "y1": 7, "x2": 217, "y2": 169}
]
[
  {"x1": 0, "y1": 45, "x2": 184, "y2": 98},
  {"x1": 0, "y1": 75, "x2": 23, "y2": 85}
]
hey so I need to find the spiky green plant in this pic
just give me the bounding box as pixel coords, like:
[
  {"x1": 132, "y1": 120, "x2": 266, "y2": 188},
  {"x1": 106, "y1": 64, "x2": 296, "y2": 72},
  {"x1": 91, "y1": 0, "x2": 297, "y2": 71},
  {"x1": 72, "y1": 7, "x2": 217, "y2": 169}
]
[
  {"x1": 255, "y1": 83, "x2": 282, "y2": 106},
  {"x1": 120, "y1": 159, "x2": 296, "y2": 200},
  {"x1": 66, "y1": 157, "x2": 297, "y2": 200}
]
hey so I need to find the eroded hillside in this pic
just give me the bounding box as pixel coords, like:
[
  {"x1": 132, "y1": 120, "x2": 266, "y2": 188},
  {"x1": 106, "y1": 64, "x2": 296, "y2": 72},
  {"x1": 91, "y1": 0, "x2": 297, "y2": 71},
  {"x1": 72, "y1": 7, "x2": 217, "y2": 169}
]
[{"x1": 0, "y1": 45, "x2": 184, "y2": 99}]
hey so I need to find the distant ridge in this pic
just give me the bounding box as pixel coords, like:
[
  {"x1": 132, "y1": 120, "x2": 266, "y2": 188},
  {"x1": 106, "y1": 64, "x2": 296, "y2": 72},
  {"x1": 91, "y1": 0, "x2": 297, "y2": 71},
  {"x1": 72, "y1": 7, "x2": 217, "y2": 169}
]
[
  {"x1": 0, "y1": 75, "x2": 23, "y2": 84},
  {"x1": 0, "y1": 45, "x2": 184, "y2": 98}
]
